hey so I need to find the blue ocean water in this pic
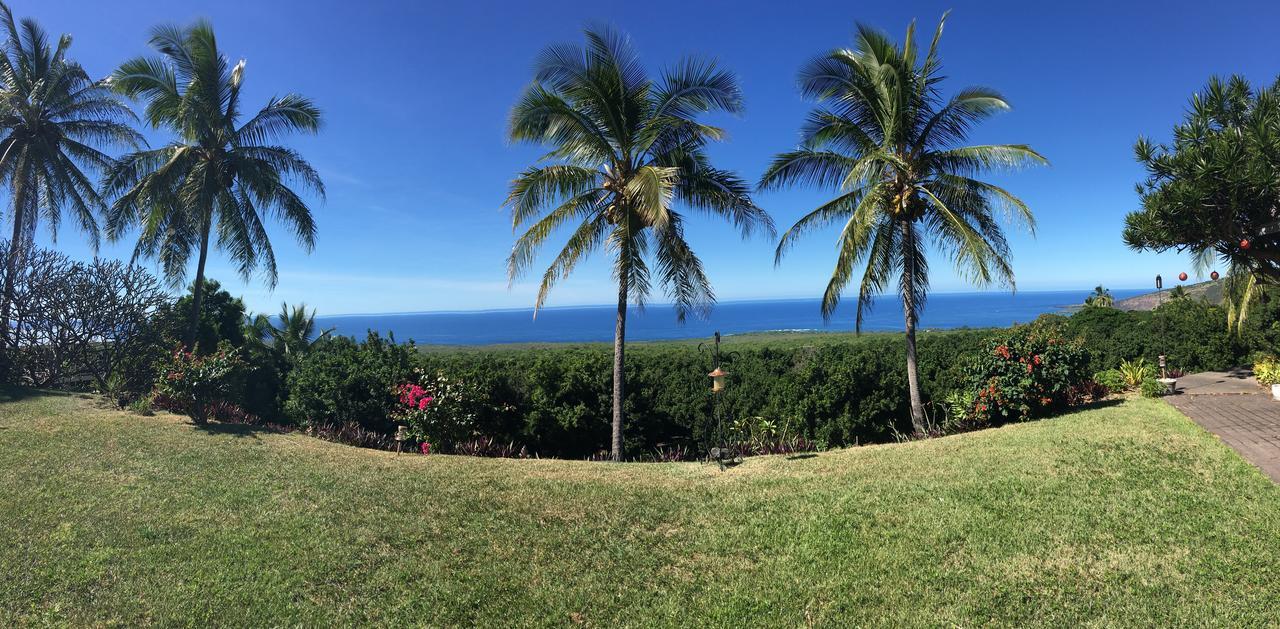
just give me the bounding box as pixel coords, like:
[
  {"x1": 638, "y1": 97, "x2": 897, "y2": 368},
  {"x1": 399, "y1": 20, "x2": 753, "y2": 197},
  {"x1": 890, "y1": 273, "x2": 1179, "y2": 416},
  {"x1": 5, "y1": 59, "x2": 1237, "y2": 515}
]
[{"x1": 316, "y1": 289, "x2": 1146, "y2": 346}]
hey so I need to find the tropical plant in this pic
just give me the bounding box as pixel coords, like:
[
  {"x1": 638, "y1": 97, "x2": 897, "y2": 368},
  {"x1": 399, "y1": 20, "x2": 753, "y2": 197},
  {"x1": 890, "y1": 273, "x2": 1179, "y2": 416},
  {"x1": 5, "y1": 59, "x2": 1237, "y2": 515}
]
[
  {"x1": 103, "y1": 21, "x2": 324, "y2": 348},
  {"x1": 1255, "y1": 356, "x2": 1280, "y2": 387},
  {"x1": 1118, "y1": 357, "x2": 1153, "y2": 389},
  {"x1": 0, "y1": 2, "x2": 142, "y2": 347},
  {"x1": 1083, "y1": 285, "x2": 1114, "y2": 308},
  {"x1": 1168, "y1": 285, "x2": 1188, "y2": 300},
  {"x1": 758, "y1": 13, "x2": 1046, "y2": 432},
  {"x1": 503, "y1": 27, "x2": 772, "y2": 460},
  {"x1": 248, "y1": 302, "x2": 332, "y2": 357},
  {"x1": 1126, "y1": 76, "x2": 1280, "y2": 284},
  {"x1": 154, "y1": 345, "x2": 245, "y2": 425},
  {"x1": 963, "y1": 322, "x2": 1090, "y2": 425},
  {"x1": 1092, "y1": 368, "x2": 1128, "y2": 393}
]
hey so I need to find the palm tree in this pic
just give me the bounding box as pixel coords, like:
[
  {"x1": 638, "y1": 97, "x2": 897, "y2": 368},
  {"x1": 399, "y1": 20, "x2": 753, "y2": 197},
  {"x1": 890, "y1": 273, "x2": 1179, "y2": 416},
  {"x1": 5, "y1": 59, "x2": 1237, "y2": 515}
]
[
  {"x1": 505, "y1": 27, "x2": 772, "y2": 461},
  {"x1": 758, "y1": 13, "x2": 1046, "y2": 433},
  {"x1": 248, "y1": 302, "x2": 332, "y2": 356},
  {"x1": 103, "y1": 21, "x2": 323, "y2": 349},
  {"x1": 0, "y1": 1, "x2": 141, "y2": 346},
  {"x1": 1084, "y1": 285, "x2": 1114, "y2": 308}
]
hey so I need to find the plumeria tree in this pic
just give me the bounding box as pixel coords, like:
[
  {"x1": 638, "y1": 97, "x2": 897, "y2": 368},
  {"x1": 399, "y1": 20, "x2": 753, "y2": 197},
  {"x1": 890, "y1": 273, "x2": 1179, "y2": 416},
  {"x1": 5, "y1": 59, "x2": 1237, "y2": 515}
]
[{"x1": 504, "y1": 27, "x2": 772, "y2": 461}]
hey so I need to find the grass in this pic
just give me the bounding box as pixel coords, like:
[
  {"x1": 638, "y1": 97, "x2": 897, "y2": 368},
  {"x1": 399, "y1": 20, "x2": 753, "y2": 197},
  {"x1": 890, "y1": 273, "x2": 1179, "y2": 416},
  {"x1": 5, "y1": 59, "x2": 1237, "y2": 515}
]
[{"x1": 2, "y1": 388, "x2": 1278, "y2": 626}]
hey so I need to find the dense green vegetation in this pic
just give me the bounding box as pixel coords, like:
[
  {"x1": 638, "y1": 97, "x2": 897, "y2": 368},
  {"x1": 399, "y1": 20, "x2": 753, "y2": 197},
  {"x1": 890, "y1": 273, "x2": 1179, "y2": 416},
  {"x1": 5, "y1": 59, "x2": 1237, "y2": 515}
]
[{"x1": 3, "y1": 389, "x2": 1277, "y2": 626}]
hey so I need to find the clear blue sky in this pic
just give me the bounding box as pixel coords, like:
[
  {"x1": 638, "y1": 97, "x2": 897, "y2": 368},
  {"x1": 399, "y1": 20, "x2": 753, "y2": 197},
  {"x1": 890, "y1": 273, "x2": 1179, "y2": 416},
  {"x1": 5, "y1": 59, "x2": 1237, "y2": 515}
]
[{"x1": 12, "y1": 0, "x2": 1280, "y2": 315}]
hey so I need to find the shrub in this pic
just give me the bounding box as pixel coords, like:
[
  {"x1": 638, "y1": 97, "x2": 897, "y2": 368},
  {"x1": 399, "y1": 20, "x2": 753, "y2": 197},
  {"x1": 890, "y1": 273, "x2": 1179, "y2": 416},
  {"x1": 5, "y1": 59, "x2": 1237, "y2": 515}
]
[
  {"x1": 963, "y1": 322, "x2": 1090, "y2": 425},
  {"x1": 284, "y1": 332, "x2": 414, "y2": 432},
  {"x1": 1148, "y1": 298, "x2": 1238, "y2": 372},
  {"x1": 154, "y1": 347, "x2": 246, "y2": 424},
  {"x1": 1093, "y1": 369, "x2": 1128, "y2": 393},
  {"x1": 1140, "y1": 378, "x2": 1166, "y2": 398},
  {"x1": 1119, "y1": 358, "x2": 1154, "y2": 389},
  {"x1": 1254, "y1": 356, "x2": 1280, "y2": 386}
]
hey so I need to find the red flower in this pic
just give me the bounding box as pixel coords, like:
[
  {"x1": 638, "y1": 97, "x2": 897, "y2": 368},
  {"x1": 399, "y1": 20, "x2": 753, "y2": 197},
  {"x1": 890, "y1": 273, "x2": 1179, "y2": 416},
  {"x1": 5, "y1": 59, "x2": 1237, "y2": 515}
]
[{"x1": 420, "y1": 442, "x2": 431, "y2": 455}]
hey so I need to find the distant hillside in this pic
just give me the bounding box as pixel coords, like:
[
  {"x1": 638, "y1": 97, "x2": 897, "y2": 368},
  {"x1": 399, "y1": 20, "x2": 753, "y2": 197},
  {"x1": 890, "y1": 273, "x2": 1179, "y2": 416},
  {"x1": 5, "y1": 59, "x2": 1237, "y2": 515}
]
[{"x1": 1114, "y1": 280, "x2": 1224, "y2": 311}]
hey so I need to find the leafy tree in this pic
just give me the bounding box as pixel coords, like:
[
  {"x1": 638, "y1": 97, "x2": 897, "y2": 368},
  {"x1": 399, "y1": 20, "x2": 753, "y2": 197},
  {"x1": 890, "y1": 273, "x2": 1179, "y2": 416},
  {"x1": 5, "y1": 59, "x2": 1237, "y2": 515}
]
[
  {"x1": 154, "y1": 278, "x2": 246, "y2": 354},
  {"x1": 758, "y1": 14, "x2": 1046, "y2": 432},
  {"x1": 504, "y1": 27, "x2": 772, "y2": 460},
  {"x1": 104, "y1": 21, "x2": 324, "y2": 348},
  {"x1": 0, "y1": 2, "x2": 141, "y2": 347},
  {"x1": 1126, "y1": 76, "x2": 1280, "y2": 331},
  {"x1": 1084, "y1": 285, "x2": 1114, "y2": 308}
]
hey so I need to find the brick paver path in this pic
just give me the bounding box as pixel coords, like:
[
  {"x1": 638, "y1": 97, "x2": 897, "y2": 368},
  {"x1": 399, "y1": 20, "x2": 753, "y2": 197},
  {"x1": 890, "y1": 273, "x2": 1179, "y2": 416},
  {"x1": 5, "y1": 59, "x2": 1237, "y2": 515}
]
[{"x1": 1166, "y1": 393, "x2": 1280, "y2": 482}]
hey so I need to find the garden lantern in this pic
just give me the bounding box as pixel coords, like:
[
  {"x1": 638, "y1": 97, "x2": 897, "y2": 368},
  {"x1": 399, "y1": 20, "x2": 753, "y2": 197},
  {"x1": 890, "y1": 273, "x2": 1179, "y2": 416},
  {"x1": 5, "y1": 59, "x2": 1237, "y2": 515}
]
[
  {"x1": 709, "y1": 367, "x2": 728, "y2": 393},
  {"x1": 1155, "y1": 274, "x2": 1162, "y2": 290},
  {"x1": 1178, "y1": 272, "x2": 1188, "y2": 282},
  {"x1": 395, "y1": 425, "x2": 407, "y2": 455}
]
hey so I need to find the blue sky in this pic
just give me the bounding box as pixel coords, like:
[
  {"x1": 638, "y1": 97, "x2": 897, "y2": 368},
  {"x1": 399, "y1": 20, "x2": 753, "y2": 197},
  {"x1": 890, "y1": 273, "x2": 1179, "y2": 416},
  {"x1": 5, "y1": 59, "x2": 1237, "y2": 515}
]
[{"x1": 12, "y1": 0, "x2": 1280, "y2": 315}]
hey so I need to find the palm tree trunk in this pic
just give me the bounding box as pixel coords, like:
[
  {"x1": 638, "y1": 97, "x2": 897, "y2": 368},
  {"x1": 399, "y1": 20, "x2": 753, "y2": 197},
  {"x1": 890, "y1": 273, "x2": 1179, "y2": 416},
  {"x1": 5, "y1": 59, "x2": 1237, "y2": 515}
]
[
  {"x1": 610, "y1": 273, "x2": 628, "y2": 462},
  {"x1": 901, "y1": 221, "x2": 926, "y2": 434},
  {"x1": 186, "y1": 217, "x2": 212, "y2": 350},
  {"x1": 1, "y1": 210, "x2": 24, "y2": 350}
]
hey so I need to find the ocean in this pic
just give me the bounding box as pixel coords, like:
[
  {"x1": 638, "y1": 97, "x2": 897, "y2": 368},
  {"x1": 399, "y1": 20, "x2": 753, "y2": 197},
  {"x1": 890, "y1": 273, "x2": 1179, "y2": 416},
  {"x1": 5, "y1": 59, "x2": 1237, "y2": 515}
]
[{"x1": 315, "y1": 288, "x2": 1146, "y2": 346}]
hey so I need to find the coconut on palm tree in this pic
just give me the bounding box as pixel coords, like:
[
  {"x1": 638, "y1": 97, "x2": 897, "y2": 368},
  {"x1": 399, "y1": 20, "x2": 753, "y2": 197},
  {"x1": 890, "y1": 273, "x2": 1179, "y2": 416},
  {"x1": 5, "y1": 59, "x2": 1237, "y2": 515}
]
[
  {"x1": 505, "y1": 27, "x2": 772, "y2": 461},
  {"x1": 759, "y1": 13, "x2": 1046, "y2": 433},
  {"x1": 103, "y1": 21, "x2": 323, "y2": 350},
  {"x1": 0, "y1": 1, "x2": 141, "y2": 346}
]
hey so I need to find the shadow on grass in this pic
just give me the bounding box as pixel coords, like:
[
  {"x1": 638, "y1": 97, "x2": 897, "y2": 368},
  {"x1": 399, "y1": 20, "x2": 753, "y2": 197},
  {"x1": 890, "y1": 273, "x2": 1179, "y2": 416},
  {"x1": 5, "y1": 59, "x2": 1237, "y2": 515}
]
[
  {"x1": 191, "y1": 420, "x2": 282, "y2": 440},
  {"x1": 0, "y1": 386, "x2": 64, "y2": 404},
  {"x1": 785, "y1": 453, "x2": 818, "y2": 461}
]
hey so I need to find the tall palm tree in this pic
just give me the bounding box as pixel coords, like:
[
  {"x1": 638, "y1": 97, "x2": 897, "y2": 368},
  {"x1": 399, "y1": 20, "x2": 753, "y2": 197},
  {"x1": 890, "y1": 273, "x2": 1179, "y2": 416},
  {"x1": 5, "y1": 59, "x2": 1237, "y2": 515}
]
[
  {"x1": 759, "y1": 13, "x2": 1046, "y2": 433},
  {"x1": 248, "y1": 301, "x2": 332, "y2": 356},
  {"x1": 103, "y1": 21, "x2": 323, "y2": 349},
  {"x1": 0, "y1": 1, "x2": 141, "y2": 346},
  {"x1": 1084, "y1": 285, "x2": 1114, "y2": 308},
  {"x1": 505, "y1": 27, "x2": 772, "y2": 461}
]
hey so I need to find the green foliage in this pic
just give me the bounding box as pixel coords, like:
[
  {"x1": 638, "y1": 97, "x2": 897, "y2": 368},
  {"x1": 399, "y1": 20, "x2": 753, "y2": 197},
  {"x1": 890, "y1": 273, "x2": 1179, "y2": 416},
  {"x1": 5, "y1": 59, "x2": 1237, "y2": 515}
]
[
  {"x1": 155, "y1": 279, "x2": 248, "y2": 355},
  {"x1": 964, "y1": 322, "x2": 1091, "y2": 424},
  {"x1": 104, "y1": 20, "x2": 324, "y2": 293},
  {"x1": 1065, "y1": 306, "x2": 1152, "y2": 373},
  {"x1": 1093, "y1": 369, "x2": 1128, "y2": 393},
  {"x1": 1253, "y1": 356, "x2": 1280, "y2": 386},
  {"x1": 1083, "y1": 286, "x2": 1114, "y2": 308},
  {"x1": 406, "y1": 331, "x2": 992, "y2": 458},
  {"x1": 155, "y1": 346, "x2": 246, "y2": 424},
  {"x1": 1119, "y1": 358, "x2": 1154, "y2": 389},
  {"x1": 1140, "y1": 378, "x2": 1166, "y2": 398},
  {"x1": 1149, "y1": 298, "x2": 1237, "y2": 372},
  {"x1": 1126, "y1": 75, "x2": 1280, "y2": 282},
  {"x1": 284, "y1": 333, "x2": 414, "y2": 432}
]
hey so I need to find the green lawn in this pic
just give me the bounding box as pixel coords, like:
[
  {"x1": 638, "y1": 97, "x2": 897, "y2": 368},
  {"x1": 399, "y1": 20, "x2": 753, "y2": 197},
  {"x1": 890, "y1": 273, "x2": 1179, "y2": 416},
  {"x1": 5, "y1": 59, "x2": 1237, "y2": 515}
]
[{"x1": 2, "y1": 388, "x2": 1277, "y2": 626}]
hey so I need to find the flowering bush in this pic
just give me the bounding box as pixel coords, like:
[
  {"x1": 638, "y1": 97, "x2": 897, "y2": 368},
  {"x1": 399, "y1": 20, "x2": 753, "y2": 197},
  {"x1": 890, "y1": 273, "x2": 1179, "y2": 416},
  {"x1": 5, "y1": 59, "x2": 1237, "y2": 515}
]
[
  {"x1": 963, "y1": 322, "x2": 1091, "y2": 425},
  {"x1": 154, "y1": 346, "x2": 245, "y2": 424},
  {"x1": 393, "y1": 370, "x2": 513, "y2": 450}
]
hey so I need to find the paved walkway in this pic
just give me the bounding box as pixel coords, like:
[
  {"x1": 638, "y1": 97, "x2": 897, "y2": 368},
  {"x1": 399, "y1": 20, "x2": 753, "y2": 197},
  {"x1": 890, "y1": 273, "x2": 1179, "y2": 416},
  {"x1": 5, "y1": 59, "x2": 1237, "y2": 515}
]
[{"x1": 1164, "y1": 370, "x2": 1280, "y2": 483}]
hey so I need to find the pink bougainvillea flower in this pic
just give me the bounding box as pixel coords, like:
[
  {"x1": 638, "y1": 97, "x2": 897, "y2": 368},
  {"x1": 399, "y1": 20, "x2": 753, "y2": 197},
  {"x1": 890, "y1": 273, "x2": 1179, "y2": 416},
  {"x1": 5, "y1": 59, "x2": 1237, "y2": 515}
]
[{"x1": 420, "y1": 442, "x2": 431, "y2": 455}]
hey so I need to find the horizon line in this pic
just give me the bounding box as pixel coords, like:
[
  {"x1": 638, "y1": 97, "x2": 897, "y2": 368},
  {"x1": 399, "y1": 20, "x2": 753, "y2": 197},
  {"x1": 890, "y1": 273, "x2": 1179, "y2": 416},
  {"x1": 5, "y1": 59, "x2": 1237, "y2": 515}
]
[{"x1": 313, "y1": 286, "x2": 1153, "y2": 319}]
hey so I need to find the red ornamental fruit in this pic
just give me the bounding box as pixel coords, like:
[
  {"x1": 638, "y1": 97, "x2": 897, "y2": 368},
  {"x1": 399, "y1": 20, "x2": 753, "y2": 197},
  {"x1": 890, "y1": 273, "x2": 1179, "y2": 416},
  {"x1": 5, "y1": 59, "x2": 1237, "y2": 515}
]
[
  {"x1": 1211, "y1": 271, "x2": 1220, "y2": 280},
  {"x1": 1241, "y1": 239, "x2": 1252, "y2": 250},
  {"x1": 1178, "y1": 272, "x2": 1188, "y2": 281}
]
